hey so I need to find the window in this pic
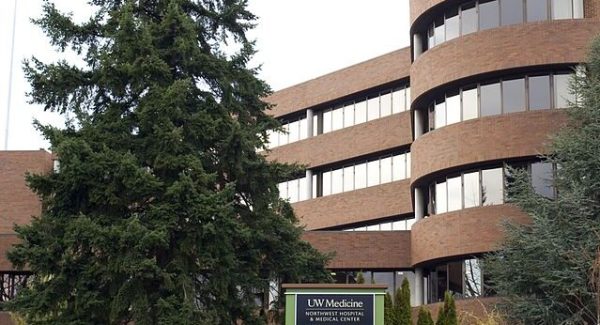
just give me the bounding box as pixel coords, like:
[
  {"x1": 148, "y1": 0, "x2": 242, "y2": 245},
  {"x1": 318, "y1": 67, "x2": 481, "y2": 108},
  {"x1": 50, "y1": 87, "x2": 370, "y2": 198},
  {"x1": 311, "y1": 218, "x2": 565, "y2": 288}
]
[
  {"x1": 462, "y1": 87, "x2": 478, "y2": 120},
  {"x1": 435, "y1": 100, "x2": 447, "y2": 129},
  {"x1": 447, "y1": 176, "x2": 463, "y2": 212},
  {"x1": 501, "y1": 0, "x2": 524, "y2": 26},
  {"x1": 529, "y1": 75, "x2": 551, "y2": 110},
  {"x1": 574, "y1": 0, "x2": 584, "y2": 18},
  {"x1": 354, "y1": 100, "x2": 367, "y2": 124},
  {"x1": 322, "y1": 171, "x2": 332, "y2": 196},
  {"x1": 531, "y1": 162, "x2": 554, "y2": 198},
  {"x1": 554, "y1": 74, "x2": 572, "y2": 108},
  {"x1": 331, "y1": 168, "x2": 343, "y2": 195},
  {"x1": 461, "y1": 2, "x2": 478, "y2": 35},
  {"x1": 288, "y1": 120, "x2": 299, "y2": 143},
  {"x1": 463, "y1": 171, "x2": 481, "y2": 208},
  {"x1": 323, "y1": 109, "x2": 332, "y2": 133},
  {"x1": 446, "y1": 92, "x2": 461, "y2": 125},
  {"x1": 446, "y1": 8, "x2": 460, "y2": 41},
  {"x1": 434, "y1": 16, "x2": 445, "y2": 46},
  {"x1": 367, "y1": 160, "x2": 380, "y2": 187},
  {"x1": 464, "y1": 259, "x2": 483, "y2": 297},
  {"x1": 393, "y1": 154, "x2": 406, "y2": 181},
  {"x1": 332, "y1": 107, "x2": 344, "y2": 131},
  {"x1": 343, "y1": 165, "x2": 354, "y2": 192},
  {"x1": 479, "y1": 0, "x2": 500, "y2": 31},
  {"x1": 552, "y1": 0, "x2": 573, "y2": 19},
  {"x1": 502, "y1": 78, "x2": 525, "y2": 113},
  {"x1": 527, "y1": 0, "x2": 548, "y2": 22},
  {"x1": 367, "y1": 96, "x2": 380, "y2": 121},
  {"x1": 343, "y1": 103, "x2": 354, "y2": 128},
  {"x1": 380, "y1": 157, "x2": 393, "y2": 184},
  {"x1": 355, "y1": 163, "x2": 367, "y2": 190},
  {"x1": 436, "y1": 182, "x2": 448, "y2": 214},
  {"x1": 392, "y1": 88, "x2": 406, "y2": 113},
  {"x1": 482, "y1": 168, "x2": 503, "y2": 205},
  {"x1": 480, "y1": 83, "x2": 502, "y2": 117},
  {"x1": 380, "y1": 92, "x2": 392, "y2": 117}
]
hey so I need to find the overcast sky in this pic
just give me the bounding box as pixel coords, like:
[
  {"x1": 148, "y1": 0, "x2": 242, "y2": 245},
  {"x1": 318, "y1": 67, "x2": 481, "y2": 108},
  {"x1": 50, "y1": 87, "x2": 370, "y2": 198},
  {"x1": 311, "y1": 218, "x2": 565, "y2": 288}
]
[{"x1": 0, "y1": 0, "x2": 410, "y2": 150}]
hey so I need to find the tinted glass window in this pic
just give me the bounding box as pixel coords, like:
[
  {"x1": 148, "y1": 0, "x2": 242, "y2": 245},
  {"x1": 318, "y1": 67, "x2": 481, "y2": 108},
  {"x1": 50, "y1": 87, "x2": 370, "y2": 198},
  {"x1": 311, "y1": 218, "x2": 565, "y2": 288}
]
[
  {"x1": 527, "y1": 0, "x2": 548, "y2": 22},
  {"x1": 529, "y1": 75, "x2": 551, "y2": 110},
  {"x1": 435, "y1": 100, "x2": 447, "y2": 128},
  {"x1": 446, "y1": 92, "x2": 461, "y2": 125},
  {"x1": 480, "y1": 83, "x2": 502, "y2": 116},
  {"x1": 552, "y1": 0, "x2": 573, "y2": 19},
  {"x1": 502, "y1": 78, "x2": 525, "y2": 113},
  {"x1": 554, "y1": 74, "x2": 572, "y2": 108},
  {"x1": 447, "y1": 176, "x2": 463, "y2": 212},
  {"x1": 462, "y1": 87, "x2": 478, "y2": 120},
  {"x1": 448, "y1": 261, "x2": 463, "y2": 294},
  {"x1": 446, "y1": 8, "x2": 460, "y2": 41},
  {"x1": 436, "y1": 182, "x2": 448, "y2": 214},
  {"x1": 480, "y1": 0, "x2": 500, "y2": 30},
  {"x1": 482, "y1": 167, "x2": 504, "y2": 205},
  {"x1": 501, "y1": 0, "x2": 524, "y2": 26},
  {"x1": 532, "y1": 162, "x2": 554, "y2": 198},
  {"x1": 464, "y1": 171, "x2": 481, "y2": 208},
  {"x1": 461, "y1": 2, "x2": 478, "y2": 35}
]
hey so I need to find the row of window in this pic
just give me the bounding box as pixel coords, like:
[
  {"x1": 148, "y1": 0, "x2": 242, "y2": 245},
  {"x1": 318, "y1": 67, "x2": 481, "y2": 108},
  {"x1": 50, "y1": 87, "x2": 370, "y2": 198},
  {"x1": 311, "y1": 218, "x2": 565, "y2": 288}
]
[
  {"x1": 420, "y1": 0, "x2": 584, "y2": 53},
  {"x1": 341, "y1": 217, "x2": 416, "y2": 232},
  {"x1": 278, "y1": 152, "x2": 411, "y2": 203},
  {"x1": 426, "y1": 258, "x2": 492, "y2": 303},
  {"x1": 428, "y1": 162, "x2": 554, "y2": 215},
  {"x1": 319, "y1": 86, "x2": 411, "y2": 135},
  {"x1": 266, "y1": 86, "x2": 410, "y2": 149},
  {"x1": 423, "y1": 72, "x2": 573, "y2": 134}
]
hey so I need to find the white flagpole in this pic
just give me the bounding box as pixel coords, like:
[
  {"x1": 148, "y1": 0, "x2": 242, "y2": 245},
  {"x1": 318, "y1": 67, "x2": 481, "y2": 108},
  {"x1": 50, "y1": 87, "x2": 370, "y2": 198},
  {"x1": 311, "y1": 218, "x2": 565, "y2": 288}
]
[{"x1": 4, "y1": 0, "x2": 18, "y2": 150}]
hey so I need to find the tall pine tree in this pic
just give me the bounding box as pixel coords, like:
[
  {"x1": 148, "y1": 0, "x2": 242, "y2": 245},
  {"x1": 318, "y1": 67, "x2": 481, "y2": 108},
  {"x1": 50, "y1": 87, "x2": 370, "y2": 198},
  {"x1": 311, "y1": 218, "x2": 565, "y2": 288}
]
[
  {"x1": 484, "y1": 36, "x2": 600, "y2": 324},
  {"x1": 6, "y1": 0, "x2": 330, "y2": 324}
]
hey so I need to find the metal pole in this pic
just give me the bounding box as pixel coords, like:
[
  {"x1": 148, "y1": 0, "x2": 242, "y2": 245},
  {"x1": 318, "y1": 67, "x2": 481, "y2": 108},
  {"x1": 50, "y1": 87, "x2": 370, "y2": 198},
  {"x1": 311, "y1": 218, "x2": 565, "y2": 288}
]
[{"x1": 4, "y1": 0, "x2": 18, "y2": 150}]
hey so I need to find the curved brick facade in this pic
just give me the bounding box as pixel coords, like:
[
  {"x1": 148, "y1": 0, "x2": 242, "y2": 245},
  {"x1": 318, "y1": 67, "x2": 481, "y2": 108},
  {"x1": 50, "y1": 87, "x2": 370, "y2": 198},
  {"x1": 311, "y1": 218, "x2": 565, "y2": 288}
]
[
  {"x1": 410, "y1": 204, "x2": 529, "y2": 266},
  {"x1": 410, "y1": 110, "x2": 568, "y2": 186},
  {"x1": 410, "y1": 19, "x2": 600, "y2": 103}
]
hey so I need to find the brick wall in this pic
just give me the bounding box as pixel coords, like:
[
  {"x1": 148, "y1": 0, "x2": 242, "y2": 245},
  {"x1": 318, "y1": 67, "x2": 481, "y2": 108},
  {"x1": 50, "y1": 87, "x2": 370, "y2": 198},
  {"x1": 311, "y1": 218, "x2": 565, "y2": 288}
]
[
  {"x1": 410, "y1": 110, "x2": 567, "y2": 186},
  {"x1": 410, "y1": 204, "x2": 529, "y2": 266},
  {"x1": 302, "y1": 231, "x2": 412, "y2": 269},
  {"x1": 292, "y1": 179, "x2": 413, "y2": 230}
]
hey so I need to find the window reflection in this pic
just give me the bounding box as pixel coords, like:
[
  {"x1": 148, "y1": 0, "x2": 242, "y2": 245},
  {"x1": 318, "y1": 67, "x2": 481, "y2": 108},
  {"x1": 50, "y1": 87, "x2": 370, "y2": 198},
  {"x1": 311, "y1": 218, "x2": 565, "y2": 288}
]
[
  {"x1": 416, "y1": 0, "x2": 584, "y2": 55},
  {"x1": 427, "y1": 257, "x2": 491, "y2": 303},
  {"x1": 482, "y1": 168, "x2": 504, "y2": 205},
  {"x1": 424, "y1": 72, "x2": 573, "y2": 135}
]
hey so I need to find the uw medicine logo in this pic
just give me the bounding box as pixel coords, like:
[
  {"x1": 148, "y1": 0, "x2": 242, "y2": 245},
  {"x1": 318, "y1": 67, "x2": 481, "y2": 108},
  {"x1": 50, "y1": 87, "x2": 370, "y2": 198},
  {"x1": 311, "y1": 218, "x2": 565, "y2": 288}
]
[{"x1": 296, "y1": 294, "x2": 374, "y2": 325}]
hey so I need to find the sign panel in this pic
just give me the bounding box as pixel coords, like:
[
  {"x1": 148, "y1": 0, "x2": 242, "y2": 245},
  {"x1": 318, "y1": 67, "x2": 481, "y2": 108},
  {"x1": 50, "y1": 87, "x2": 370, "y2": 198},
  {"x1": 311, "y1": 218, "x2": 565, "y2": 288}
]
[{"x1": 296, "y1": 294, "x2": 374, "y2": 325}]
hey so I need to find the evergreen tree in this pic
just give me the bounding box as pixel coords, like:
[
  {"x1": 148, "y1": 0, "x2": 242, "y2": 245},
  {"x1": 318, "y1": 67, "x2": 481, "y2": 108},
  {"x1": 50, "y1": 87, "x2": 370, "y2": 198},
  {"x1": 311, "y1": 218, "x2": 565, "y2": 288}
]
[
  {"x1": 356, "y1": 271, "x2": 366, "y2": 284},
  {"x1": 6, "y1": 0, "x2": 330, "y2": 324},
  {"x1": 484, "y1": 37, "x2": 600, "y2": 324},
  {"x1": 384, "y1": 292, "x2": 397, "y2": 325},
  {"x1": 435, "y1": 291, "x2": 457, "y2": 325},
  {"x1": 417, "y1": 307, "x2": 434, "y2": 325},
  {"x1": 397, "y1": 278, "x2": 412, "y2": 325}
]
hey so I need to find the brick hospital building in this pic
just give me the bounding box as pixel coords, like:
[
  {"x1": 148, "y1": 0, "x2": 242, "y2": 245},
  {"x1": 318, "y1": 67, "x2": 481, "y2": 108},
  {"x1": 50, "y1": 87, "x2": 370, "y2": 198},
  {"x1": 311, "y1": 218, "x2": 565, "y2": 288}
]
[{"x1": 2, "y1": 0, "x2": 600, "y2": 320}]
